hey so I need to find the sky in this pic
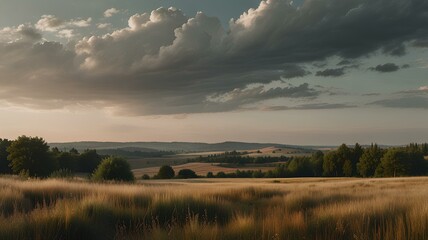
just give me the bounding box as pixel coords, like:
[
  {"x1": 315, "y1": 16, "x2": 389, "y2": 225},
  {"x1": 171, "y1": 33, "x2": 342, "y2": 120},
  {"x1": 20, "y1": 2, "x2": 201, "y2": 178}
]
[{"x1": 0, "y1": 0, "x2": 427, "y2": 145}]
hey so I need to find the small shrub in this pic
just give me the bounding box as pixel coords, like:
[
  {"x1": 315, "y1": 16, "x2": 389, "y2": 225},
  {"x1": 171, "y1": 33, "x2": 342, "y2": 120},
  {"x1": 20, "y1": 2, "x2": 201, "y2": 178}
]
[
  {"x1": 176, "y1": 169, "x2": 197, "y2": 179},
  {"x1": 141, "y1": 174, "x2": 150, "y2": 180},
  {"x1": 156, "y1": 165, "x2": 175, "y2": 179}
]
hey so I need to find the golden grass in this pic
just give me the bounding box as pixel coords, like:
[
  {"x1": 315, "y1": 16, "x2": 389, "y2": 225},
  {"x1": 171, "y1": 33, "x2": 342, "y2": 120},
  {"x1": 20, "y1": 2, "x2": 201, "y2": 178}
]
[{"x1": 0, "y1": 177, "x2": 428, "y2": 239}]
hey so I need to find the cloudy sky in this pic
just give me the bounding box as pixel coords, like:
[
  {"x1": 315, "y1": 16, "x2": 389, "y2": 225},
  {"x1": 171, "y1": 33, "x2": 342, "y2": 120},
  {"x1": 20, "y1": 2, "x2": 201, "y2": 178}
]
[{"x1": 0, "y1": 0, "x2": 427, "y2": 145}]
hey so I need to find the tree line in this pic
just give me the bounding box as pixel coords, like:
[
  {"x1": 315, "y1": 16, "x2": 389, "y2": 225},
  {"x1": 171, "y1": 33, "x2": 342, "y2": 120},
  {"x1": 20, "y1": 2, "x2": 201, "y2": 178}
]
[
  {"x1": 201, "y1": 143, "x2": 428, "y2": 178},
  {"x1": 1, "y1": 136, "x2": 427, "y2": 180},
  {"x1": 145, "y1": 143, "x2": 428, "y2": 180},
  {"x1": 0, "y1": 136, "x2": 134, "y2": 181},
  {"x1": 195, "y1": 151, "x2": 288, "y2": 165}
]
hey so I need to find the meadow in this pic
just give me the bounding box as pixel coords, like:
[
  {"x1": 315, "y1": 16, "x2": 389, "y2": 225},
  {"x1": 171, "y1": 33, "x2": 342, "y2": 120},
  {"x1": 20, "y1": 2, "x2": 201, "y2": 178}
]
[{"x1": 0, "y1": 177, "x2": 427, "y2": 240}]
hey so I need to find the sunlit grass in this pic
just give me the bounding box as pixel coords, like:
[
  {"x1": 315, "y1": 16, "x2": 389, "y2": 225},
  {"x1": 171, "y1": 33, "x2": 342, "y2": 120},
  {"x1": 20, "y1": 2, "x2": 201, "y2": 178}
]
[{"x1": 0, "y1": 177, "x2": 427, "y2": 239}]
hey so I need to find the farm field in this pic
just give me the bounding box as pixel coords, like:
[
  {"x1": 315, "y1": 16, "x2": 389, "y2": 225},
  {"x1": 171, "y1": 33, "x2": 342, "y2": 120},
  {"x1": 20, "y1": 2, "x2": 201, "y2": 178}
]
[
  {"x1": 126, "y1": 156, "x2": 194, "y2": 169},
  {"x1": 132, "y1": 162, "x2": 275, "y2": 178},
  {"x1": 177, "y1": 146, "x2": 313, "y2": 158},
  {"x1": 1, "y1": 177, "x2": 427, "y2": 239},
  {"x1": 128, "y1": 146, "x2": 311, "y2": 177}
]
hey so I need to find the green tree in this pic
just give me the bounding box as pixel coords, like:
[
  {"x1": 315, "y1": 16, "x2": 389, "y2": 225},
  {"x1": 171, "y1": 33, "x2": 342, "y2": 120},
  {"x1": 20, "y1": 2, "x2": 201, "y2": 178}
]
[
  {"x1": 287, "y1": 157, "x2": 313, "y2": 177},
  {"x1": 92, "y1": 157, "x2": 134, "y2": 182},
  {"x1": 350, "y1": 143, "x2": 363, "y2": 176},
  {"x1": 357, "y1": 144, "x2": 383, "y2": 177},
  {"x1": 421, "y1": 143, "x2": 428, "y2": 156},
  {"x1": 55, "y1": 151, "x2": 78, "y2": 172},
  {"x1": 7, "y1": 136, "x2": 56, "y2": 177},
  {"x1": 406, "y1": 147, "x2": 427, "y2": 176},
  {"x1": 156, "y1": 165, "x2": 175, "y2": 179},
  {"x1": 310, "y1": 150, "x2": 324, "y2": 176},
  {"x1": 141, "y1": 174, "x2": 150, "y2": 180},
  {"x1": 323, "y1": 151, "x2": 340, "y2": 176},
  {"x1": 252, "y1": 170, "x2": 264, "y2": 178},
  {"x1": 375, "y1": 148, "x2": 425, "y2": 177},
  {"x1": 177, "y1": 169, "x2": 197, "y2": 179},
  {"x1": 0, "y1": 139, "x2": 12, "y2": 174},
  {"x1": 216, "y1": 171, "x2": 226, "y2": 178},
  {"x1": 323, "y1": 144, "x2": 352, "y2": 177},
  {"x1": 273, "y1": 164, "x2": 288, "y2": 178},
  {"x1": 342, "y1": 159, "x2": 353, "y2": 177},
  {"x1": 376, "y1": 148, "x2": 407, "y2": 177},
  {"x1": 78, "y1": 149, "x2": 101, "y2": 173}
]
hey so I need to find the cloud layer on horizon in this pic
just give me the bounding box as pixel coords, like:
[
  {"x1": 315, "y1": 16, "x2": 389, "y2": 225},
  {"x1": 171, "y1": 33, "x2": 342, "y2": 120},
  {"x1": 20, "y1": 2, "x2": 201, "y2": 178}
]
[{"x1": 0, "y1": 0, "x2": 428, "y2": 115}]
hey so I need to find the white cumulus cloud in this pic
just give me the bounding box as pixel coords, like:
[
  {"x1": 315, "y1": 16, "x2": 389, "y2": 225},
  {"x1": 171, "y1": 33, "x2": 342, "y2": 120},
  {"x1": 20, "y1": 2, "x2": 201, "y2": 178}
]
[{"x1": 104, "y1": 8, "x2": 120, "y2": 18}]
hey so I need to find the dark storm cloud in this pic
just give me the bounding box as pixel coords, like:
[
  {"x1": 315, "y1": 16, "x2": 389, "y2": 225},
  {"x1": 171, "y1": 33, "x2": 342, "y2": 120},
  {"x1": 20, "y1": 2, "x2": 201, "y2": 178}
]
[
  {"x1": 382, "y1": 43, "x2": 406, "y2": 56},
  {"x1": 263, "y1": 103, "x2": 356, "y2": 111},
  {"x1": 370, "y1": 97, "x2": 428, "y2": 109},
  {"x1": 412, "y1": 38, "x2": 428, "y2": 47},
  {"x1": 337, "y1": 60, "x2": 352, "y2": 66},
  {"x1": 315, "y1": 68, "x2": 346, "y2": 77},
  {"x1": 370, "y1": 86, "x2": 428, "y2": 109},
  {"x1": 1, "y1": 0, "x2": 428, "y2": 115},
  {"x1": 281, "y1": 65, "x2": 311, "y2": 79},
  {"x1": 369, "y1": 63, "x2": 400, "y2": 73},
  {"x1": 362, "y1": 93, "x2": 381, "y2": 96}
]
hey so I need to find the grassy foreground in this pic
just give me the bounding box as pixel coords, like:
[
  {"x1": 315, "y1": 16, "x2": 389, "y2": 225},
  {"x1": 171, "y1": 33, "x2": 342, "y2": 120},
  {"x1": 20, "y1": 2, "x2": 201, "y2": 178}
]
[{"x1": 0, "y1": 177, "x2": 427, "y2": 240}]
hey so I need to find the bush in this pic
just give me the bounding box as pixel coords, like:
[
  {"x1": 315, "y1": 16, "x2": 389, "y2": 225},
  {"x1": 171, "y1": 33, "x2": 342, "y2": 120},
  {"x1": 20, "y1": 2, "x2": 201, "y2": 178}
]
[
  {"x1": 141, "y1": 174, "x2": 150, "y2": 180},
  {"x1": 216, "y1": 171, "x2": 226, "y2": 178},
  {"x1": 92, "y1": 157, "x2": 134, "y2": 182},
  {"x1": 176, "y1": 169, "x2": 197, "y2": 179},
  {"x1": 156, "y1": 165, "x2": 175, "y2": 179}
]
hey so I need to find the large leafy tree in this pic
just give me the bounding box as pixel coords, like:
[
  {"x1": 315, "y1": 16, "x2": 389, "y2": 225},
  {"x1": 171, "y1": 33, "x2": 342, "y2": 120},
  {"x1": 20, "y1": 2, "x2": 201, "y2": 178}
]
[
  {"x1": 287, "y1": 157, "x2": 313, "y2": 177},
  {"x1": 0, "y1": 139, "x2": 12, "y2": 174},
  {"x1": 375, "y1": 147, "x2": 426, "y2": 177},
  {"x1": 92, "y1": 157, "x2": 134, "y2": 182},
  {"x1": 7, "y1": 136, "x2": 55, "y2": 177},
  {"x1": 56, "y1": 151, "x2": 79, "y2": 172},
  {"x1": 323, "y1": 151, "x2": 341, "y2": 177},
  {"x1": 357, "y1": 144, "x2": 383, "y2": 177},
  {"x1": 177, "y1": 169, "x2": 198, "y2": 179},
  {"x1": 78, "y1": 149, "x2": 102, "y2": 173},
  {"x1": 310, "y1": 150, "x2": 324, "y2": 177},
  {"x1": 156, "y1": 165, "x2": 175, "y2": 179},
  {"x1": 342, "y1": 159, "x2": 354, "y2": 177}
]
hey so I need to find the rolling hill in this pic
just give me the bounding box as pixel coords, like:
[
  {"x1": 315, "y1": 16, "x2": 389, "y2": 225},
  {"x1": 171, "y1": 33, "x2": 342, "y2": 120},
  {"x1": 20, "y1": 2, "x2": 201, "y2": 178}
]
[{"x1": 49, "y1": 141, "x2": 312, "y2": 153}]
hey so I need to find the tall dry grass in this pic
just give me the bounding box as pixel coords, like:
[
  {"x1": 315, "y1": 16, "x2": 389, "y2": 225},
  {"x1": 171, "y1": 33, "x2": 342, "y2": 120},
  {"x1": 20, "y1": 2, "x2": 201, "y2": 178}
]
[{"x1": 0, "y1": 176, "x2": 427, "y2": 239}]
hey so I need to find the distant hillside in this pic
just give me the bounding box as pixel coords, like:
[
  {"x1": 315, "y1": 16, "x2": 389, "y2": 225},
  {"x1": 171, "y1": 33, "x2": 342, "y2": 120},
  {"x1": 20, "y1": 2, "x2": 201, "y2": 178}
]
[{"x1": 49, "y1": 141, "x2": 311, "y2": 153}]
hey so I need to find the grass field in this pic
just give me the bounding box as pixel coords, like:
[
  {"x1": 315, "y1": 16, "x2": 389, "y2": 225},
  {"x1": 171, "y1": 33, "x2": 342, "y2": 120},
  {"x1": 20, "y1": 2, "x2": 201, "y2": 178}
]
[{"x1": 0, "y1": 177, "x2": 428, "y2": 239}]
